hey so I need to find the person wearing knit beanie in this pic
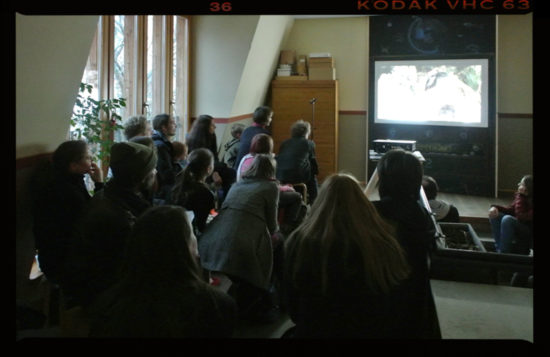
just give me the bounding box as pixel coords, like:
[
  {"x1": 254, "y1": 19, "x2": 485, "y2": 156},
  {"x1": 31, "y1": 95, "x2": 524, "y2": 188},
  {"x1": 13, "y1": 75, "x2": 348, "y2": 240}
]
[{"x1": 109, "y1": 142, "x2": 158, "y2": 185}]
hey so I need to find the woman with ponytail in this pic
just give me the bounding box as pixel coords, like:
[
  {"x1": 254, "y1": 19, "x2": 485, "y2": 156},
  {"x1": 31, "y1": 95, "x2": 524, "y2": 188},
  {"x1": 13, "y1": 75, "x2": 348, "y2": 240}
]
[{"x1": 170, "y1": 148, "x2": 216, "y2": 235}]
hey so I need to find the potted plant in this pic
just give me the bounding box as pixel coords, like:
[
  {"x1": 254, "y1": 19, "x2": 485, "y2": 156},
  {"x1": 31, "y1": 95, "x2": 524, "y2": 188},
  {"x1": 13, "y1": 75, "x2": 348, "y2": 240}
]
[{"x1": 70, "y1": 82, "x2": 126, "y2": 172}]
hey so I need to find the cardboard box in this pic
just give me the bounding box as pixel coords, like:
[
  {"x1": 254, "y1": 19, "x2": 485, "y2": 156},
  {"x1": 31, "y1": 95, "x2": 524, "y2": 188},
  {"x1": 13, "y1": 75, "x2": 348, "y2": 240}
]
[
  {"x1": 296, "y1": 55, "x2": 307, "y2": 75},
  {"x1": 308, "y1": 67, "x2": 335, "y2": 80},
  {"x1": 277, "y1": 68, "x2": 291, "y2": 76},
  {"x1": 279, "y1": 50, "x2": 296, "y2": 65},
  {"x1": 308, "y1": 61, "x2": 333, "y2": 69},
  {"x1": 308, "y1": 57, "x2": 334, "y2": 66}
]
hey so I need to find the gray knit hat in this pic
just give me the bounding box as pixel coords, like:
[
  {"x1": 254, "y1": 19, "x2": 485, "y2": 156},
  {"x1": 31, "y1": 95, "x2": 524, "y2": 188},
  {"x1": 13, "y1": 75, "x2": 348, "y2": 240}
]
[{"x1": 110, "y1": 142, "x2": 157, "y2": 183}]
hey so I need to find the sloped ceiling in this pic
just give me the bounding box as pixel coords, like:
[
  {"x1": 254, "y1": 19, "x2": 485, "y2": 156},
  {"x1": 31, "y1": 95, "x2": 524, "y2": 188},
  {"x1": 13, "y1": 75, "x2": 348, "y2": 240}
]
[{"x1": 16, "y1": 14, "x2": 99, "y2": 159}]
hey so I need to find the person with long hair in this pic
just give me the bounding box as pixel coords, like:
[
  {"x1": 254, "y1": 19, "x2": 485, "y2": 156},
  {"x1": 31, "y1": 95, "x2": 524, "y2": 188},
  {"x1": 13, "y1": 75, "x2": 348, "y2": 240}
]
[
  {"x1": 283, "y1": 173, "x2": 411, "y2": 338},
  {"x1": 186, "y1": 114, "x2": 236, "y2": 202},
  {"x1": 373, "y1": 149, "x2": 441, "y2": 339},
  {"x1": 489, "y1": 174, "x2": 533, "y2": 254},
  {"x1": 198, "y1": 154, "x2": 280, "y2": 322},
  {"x1": 88, "y1": 205, "x2": 236, "y2": 338},
  {"x1": 170, "y1": 148, "x2": 216, "y2": 235}
]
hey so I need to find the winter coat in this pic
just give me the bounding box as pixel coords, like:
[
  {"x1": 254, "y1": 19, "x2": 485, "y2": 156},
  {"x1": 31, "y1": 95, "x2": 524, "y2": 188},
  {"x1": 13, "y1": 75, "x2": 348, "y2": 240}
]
[
  {"x1": 233, "y1": 124, "x2": 270, "y2": 170},
  {"x1": 373, "y1": 196, "x2": 442, "y2": 339},
  {"x1": 198, "y1": 178, "x2": 279, "y2": 290},
  {"x1": 152, "y1": 130, "x2": 176, "y2": 201},
  {"x1": 222, "y1": 138, "x2": 240, "y2": 169},
  {"x1": 29, "y1": 164, "x2": 103, "y2": 286},
  {"x1": 275, "y1": 137, "x2": 318, "y2": 184},
  {"x1": 64, "y1": 179, "x2": 151, "y2": 307}
]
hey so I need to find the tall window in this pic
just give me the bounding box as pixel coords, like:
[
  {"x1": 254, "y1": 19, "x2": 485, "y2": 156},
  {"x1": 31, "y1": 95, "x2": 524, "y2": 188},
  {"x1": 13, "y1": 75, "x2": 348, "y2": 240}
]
[{"x1": 71, "y1": 15, "x2": 190, "y2": 143}]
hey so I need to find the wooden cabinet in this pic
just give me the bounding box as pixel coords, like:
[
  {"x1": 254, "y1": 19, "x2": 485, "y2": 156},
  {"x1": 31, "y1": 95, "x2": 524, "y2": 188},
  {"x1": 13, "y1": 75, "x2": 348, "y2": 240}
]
[{"x1": 270, "y1": 80, "x2": 339, "y2": 182}]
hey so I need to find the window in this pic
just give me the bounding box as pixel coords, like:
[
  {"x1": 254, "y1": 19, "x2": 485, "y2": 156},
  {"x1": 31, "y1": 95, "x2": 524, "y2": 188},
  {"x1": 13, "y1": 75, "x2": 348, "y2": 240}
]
[{"x1": 71, "y1": 15, "x2": 190, "y2": 144}]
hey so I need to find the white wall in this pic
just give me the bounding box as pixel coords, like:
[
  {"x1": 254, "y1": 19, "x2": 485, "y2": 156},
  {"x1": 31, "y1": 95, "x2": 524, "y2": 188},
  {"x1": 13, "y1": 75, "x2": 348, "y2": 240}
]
[
  {"x1": 282, "y1": 17, "x2": 370, "y2": 180},
  {"x1": 496, "y1": 14, "x2": 533, "y2": 191},
  {"x1": 16, "y1": 14, "x2": 99, "y2": 159},
  {"x1": 190, "y1": 15, "x2": 260, "y2": 118}
]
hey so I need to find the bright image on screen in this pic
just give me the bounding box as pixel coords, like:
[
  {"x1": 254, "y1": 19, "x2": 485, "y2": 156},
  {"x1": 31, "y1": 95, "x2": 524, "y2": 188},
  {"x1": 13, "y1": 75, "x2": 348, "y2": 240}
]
[{"x1": 374, "y1": 59, "x2": 489, "y2": 127}]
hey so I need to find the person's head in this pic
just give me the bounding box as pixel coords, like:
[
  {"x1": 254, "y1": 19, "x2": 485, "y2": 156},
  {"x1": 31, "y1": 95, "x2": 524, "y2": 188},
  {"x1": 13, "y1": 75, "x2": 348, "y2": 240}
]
[
  {"x1": 288, "y1": 173, "x2": 410, "y2": 295},
  {"x1": 241, "y1": 153, "x2": 276, "y2": 180},
  {"x1": 52, "y1": 140, "x2": 92, "y2": 175},
  {"x1": 230, "y1": 123, "x2": 245, "y2": 139},
  {"x1": 191, "y1": 115, "x2": 216, "y2": 135},
  {"x1": 152, "y1": 113, "x2": 177, "y2": 137},
  {"x1": 123, "y1": 115, "x2": 152, "y2": 140},
  {"x1": 249, "y1": 133, "x2": 273, "y2": 155},
  {"x1": 171, "y1": 148, "x2": 214, "y2": 204},
  {"x1": 377, "y1": 149, "x2": 423, "y2": 201},
  {"x1": 183, "y1": 148, "x2": 214, "y2": 181},
  {"x1": 421, "y1": 175, "x2": 439, "y2": 201},
  {"x1": 252, "y1": 106, "x2": 273, "y2": 127},
  {"x1": 121, "y1": 205, "x2": 202, "y2": 284},
  {"x1": 290, "y1": 120, "x2": 311, "y2": 139},
  {"x1": 109, "y1": 142, "x2": 158, "y2": 190},
  {"x1": 186, "y1": 115, "x2": 216, "y2": 151},
  {"x1": 518, "y1": 174, "x2": 533, "y2": 197},
  {"x1": 172, "y1": 141, "x2": 188, "y2": 162},
  {"x1": 129, "y1": 136, "x2": 155, "y2": 149}
]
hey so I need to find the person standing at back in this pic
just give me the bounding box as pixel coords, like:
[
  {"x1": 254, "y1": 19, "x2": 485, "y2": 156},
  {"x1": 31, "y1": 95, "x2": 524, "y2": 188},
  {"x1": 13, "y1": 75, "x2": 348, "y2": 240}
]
[
  {"x1": 233, "y1": 106, "x2": 273, "y2": 170},
  {"x1": 151, "y1": 113, "x2": 177, "y2": 204}
]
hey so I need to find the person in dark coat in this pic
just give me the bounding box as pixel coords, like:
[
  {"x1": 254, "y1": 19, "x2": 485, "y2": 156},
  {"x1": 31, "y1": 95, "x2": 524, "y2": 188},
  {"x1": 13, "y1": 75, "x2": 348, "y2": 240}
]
[
  {"x1": 283, "y1": 173, "x2": 411, "y2": 338},
  {"x1": 372, "y1": 149, "x2": 442, "y2": 339},
  {"x1": 199, "y1": 154, "x2": 280, "y2": 322},
  {"x1": 88, "y1": 205, "x2": 237, "y2": 338},
  {"x1": 29, "y1": 140, "x2": 104, "y2": 290},
  {"x1": 151, "y1": 113, "x2": 177, "y2": 203},
  {"x1": 275, "y1": 120, "x2": 319, "y2": 203},
  {"x1": 233, "y1": 106, "x2": 273, "y2": 170},
  {"x1": 64, "y1": 142, "x2": 158, "y2": 307}
]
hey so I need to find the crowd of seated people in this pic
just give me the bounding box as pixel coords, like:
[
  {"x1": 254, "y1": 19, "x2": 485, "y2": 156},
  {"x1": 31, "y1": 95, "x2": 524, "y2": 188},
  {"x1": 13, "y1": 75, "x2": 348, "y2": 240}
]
[{"x1": 28, "y1": 104, "x2": 532, "y2": 338}]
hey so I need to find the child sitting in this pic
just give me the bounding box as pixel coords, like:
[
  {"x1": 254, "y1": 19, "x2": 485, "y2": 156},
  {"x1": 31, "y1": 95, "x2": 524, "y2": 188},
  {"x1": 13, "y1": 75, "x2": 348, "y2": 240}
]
[{"x1": 422, "y1": 175, "x2": 460, "y2": 223}]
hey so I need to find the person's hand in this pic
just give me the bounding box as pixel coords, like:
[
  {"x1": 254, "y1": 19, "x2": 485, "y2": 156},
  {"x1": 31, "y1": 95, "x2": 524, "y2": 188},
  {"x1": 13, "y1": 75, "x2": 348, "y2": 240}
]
[
  {"x1": 89, "y1": 162, "x2": 104, "y2": 183},
  {"x1": 488, "y1": 206, "x2": 499, "y2": 219}
]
